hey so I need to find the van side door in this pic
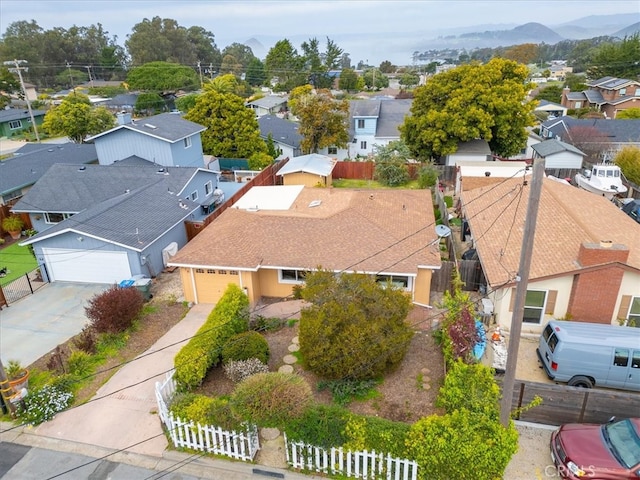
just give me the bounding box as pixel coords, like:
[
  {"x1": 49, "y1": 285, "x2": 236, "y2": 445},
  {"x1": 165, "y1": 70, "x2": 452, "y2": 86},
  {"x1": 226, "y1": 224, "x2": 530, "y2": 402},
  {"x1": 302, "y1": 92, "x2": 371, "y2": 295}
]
[
  {"x1": 606, "y1": 348, "x2": 631, "y2": 389},
  {"x1": 624, "y1": 350, "x2": 640, "y2": 392}
]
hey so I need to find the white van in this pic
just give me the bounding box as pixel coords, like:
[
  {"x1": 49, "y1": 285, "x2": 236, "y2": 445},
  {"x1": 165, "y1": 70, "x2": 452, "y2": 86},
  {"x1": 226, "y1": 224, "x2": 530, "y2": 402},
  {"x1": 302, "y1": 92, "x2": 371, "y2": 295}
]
[{"x1": 537, "y1": 320, "x2": 640, "y2": 392}]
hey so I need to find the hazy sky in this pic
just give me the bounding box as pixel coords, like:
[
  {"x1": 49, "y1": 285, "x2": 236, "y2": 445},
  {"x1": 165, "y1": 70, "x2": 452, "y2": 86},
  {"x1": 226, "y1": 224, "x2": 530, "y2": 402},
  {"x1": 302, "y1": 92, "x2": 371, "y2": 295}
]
[{"x1": 1, "y1": 0, "x2": 638, "y2": 64}]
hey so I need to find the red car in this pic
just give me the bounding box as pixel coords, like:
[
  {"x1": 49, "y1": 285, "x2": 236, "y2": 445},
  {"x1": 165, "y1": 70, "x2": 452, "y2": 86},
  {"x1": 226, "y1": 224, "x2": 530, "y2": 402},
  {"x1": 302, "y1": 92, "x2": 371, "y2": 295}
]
[{"x1": 550, "y1": 417, "x2": 640, "y2": 479}]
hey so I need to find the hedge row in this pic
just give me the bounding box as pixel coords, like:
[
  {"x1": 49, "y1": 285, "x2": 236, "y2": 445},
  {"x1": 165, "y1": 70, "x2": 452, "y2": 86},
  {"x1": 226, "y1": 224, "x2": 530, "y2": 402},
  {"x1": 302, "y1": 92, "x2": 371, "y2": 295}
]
[{"x1": 173, "y1": 284, "x2": 249, "y2": 390}]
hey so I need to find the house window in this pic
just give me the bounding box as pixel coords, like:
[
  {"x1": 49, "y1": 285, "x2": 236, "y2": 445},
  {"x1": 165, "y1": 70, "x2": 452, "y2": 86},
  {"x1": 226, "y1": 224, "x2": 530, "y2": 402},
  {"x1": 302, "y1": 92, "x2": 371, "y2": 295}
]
[
  {"x1": 218, "y1": 270, "x2": 227, "y2": 275},
  {"x1": 229, "y1": 270, "x2": 238, "y2": 275},
  {"x1": 206, "y1": 269, "x2": 215, "y2": 274},
  {"x1": 195, "y1": 268, "x2": 205, "y2": 273},
  {"x1": 376, "y1": 274, "x2": 410, "y2": 289},
  {"x1": 190, "y1": 190, "x2": 198, "y2": 201},
  {"x1": 628, "y1": 297, "x2": 640, "y2": 327},
  {"x1": 184, "y1": 136, "x2": 192, "y2": 148},
  {"x1": 357, "y1": 119, "x2": 365, "y2": 129},
  {"x1": 9, "y1": 120, "x2": 22, "y2": 130},
  {"x1": 279, "y1": 269, "x2": 307, "y2": 283},
  {"x1": 523, "y1": 290, "x2": 546, "y2": 324},
  {"x1": 328, "y1": 147, "x2": 337, "y2": 155},
  {"x1": 360, "y1": 141, "x2": 367, "y2": 150},
  {"x1": 619, "y1": 88, "x2": 626, "y2": 96},
  {"x1": 44, "y1": 212, "x2": 70, "y2": 224},
  {"x1": 574, "y1": 101, "x2": 582, "y2": 108},
  {"x1": 204, "y1": 181, "x2": 213, "y2": 195}
]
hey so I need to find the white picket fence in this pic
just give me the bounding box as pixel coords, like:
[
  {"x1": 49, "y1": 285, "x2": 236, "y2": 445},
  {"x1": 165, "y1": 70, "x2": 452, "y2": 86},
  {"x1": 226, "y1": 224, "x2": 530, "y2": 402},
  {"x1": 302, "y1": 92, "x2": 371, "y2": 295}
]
[
  {"x1": 284, "y1": 434, "x2": 418, "y2": 480},
  {"x1": 154, "y1": 371, "x2": 260, "y2": 461}
]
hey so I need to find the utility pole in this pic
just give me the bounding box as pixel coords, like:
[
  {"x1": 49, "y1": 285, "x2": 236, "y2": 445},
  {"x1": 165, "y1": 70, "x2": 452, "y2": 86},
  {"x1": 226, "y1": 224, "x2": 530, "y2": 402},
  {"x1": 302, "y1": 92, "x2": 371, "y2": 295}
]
[
  {"x1": 85, "y1": 65, "x2": 94, "y2": 88},
  {"x1": 208, "y1": 63, "x2": 214, "y2": 80},
  {"x1": 4, "y1": 59, "x2": 41, "y2": 142},
  {"x1": 499, "y1": 157, "x2": 545, "y2": 427},
  {"x1": 197, "y1": 60, "x2": 203, "y2": 87},
  {"x1": 66, "y1": 61, "x2": 75, "y2": 91}
]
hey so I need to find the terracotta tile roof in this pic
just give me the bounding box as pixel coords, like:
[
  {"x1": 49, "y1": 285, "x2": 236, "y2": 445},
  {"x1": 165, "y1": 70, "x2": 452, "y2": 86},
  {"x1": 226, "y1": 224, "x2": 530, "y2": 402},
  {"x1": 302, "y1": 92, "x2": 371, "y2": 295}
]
[
  {"x1": 461, "y1": 176, "x2": 640, "y2": 287},
  {"x1": 170, "y1": 187, "x2": 441, "y2": 275}
]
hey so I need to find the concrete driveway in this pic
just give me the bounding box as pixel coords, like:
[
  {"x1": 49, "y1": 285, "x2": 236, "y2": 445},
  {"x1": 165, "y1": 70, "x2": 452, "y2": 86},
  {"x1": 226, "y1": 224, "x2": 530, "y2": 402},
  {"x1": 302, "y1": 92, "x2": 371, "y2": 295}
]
[{"x1": 0, "y1": 282, "x2": 109, "y2": 366}]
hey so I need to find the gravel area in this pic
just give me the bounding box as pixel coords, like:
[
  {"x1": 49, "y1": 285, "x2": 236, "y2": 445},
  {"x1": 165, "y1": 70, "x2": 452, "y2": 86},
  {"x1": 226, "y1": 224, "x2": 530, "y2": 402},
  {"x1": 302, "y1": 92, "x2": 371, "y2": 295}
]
[{"x1": 506, "y1": 421, "x2": 558, "y2": 479}]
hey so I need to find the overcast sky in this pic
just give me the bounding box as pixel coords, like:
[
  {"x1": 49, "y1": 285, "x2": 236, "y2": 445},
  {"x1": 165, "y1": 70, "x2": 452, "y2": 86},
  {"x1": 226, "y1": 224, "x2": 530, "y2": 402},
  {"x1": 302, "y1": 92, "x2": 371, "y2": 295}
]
[{"x1": 1, "y1": 0, "x2": 638, "y2": 64}]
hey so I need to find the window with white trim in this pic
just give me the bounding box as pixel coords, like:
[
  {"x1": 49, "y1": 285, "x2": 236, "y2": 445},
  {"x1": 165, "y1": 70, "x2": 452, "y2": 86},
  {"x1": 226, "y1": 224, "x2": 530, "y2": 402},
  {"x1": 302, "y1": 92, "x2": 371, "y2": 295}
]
[
  {"x1": 619, "y1": 88, "x2": 627, "y2": 96},
  {"x1": 628, "y1": 297, "x2": 640, "y2": 327},
  {"x1": 328, "y1": 147, "x2": 337, "y2": 155},
  {"x1": 575, "y1": 101, "x2": 582, "y2": 108},
  {"x1": 376, "y1": 274, "x2": 410, "y2": 290},
  {"x1": 190, "y1": 190, "x2": 198, "y2": 201},
  {"x1": 357, "y1": 119, "x2": 365, "y2": 129},
  {"x1": 184, "y1": 136, "x2": 192, "y2": 148},
  {"x1": 9, "y1": 120, "x2": 22, "y2": 130},
  {"x1": 279, "y1": 269, "x2": 307, "y2": 283},
  {"x1": 204, "y1": 181, "x2": 212, "y2": 195},
  {"x1": 523, "y1": 290, "x2": 547, "y2": 324},
  {"x1": 360, "y1": 141, "x2": 367, "y2": 150},
  {"x1": 44, "y1": 212, "x2": 71, "y2": 224}
]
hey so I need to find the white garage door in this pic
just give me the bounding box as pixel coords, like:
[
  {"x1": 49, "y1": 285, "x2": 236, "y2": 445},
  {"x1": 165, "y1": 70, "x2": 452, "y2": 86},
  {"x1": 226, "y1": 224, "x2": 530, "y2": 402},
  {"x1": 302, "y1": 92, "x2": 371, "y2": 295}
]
[{"x1": 42, "y1": 248, "x2": 132, "y2": 284}]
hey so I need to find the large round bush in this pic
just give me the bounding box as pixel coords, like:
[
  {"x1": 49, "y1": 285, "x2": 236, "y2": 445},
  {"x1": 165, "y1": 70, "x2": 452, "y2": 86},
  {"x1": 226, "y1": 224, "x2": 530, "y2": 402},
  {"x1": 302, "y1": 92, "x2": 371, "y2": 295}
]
[{"x1": 221, "y1": 331, "x2": 270, "y2": 365}]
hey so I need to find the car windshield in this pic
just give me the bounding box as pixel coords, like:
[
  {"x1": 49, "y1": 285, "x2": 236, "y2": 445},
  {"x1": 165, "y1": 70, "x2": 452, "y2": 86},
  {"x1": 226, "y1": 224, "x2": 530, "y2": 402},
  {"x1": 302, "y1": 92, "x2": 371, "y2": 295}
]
[{"x1": 603, "y1": 419, "x2": 640, "y2": 469}]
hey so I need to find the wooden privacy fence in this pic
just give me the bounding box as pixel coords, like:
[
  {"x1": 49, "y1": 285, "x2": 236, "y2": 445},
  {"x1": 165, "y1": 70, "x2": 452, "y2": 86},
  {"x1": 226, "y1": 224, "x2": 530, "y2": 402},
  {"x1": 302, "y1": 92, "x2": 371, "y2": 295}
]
[
  {"x1": 155, "y1": 371, "x2": 260, "y2": 461},
  {"x1": 285, "y1": 435, "x2": 418, "y2": 480},
  {"x1": 510, "y1": 380, "x2": 640, "y2": 426}
]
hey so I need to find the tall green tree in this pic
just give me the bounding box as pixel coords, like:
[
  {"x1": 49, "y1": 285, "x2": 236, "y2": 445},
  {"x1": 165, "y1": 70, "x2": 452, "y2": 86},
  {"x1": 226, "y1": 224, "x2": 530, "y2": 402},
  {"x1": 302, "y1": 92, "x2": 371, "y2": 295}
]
[
  {"x1": 245, "y1": 57, "x2": 266, "y2": 86},
  {"x1": 338, "y1": 68, "x2": 358, "y2": 91},
  {"x1": 125, "y1": 17, "x2": 220, "y2": 67},
  {"x1": 401, "y1": 58, "x2": 535, "y2": 160},
  {"x1": 42, "y1": 93, "x2": 115, "y2": 143},
  {"x1": 0, "y1": 67, "x2": 21, "y2": 108},
  {"x1": 289, "y1": 87, "x2": 349, "y2": 154},
  {"x1": 588, "y1": 34, "x2": 640, "y2": 79},
  {"x1": 298, "y1": 270, "x2": 414, "y2": 380},
  {"x1": 126, "y1": 61, "x2": 199, "y2": 91},
  {"x1": 362, "y1": 68, "x2": 389, "y2": 90},
  {"x1": 221, "y1": 43, "x2": 256, "y2": 70},
  {"x1": 265, "y1": 39, "x2": 305, "y2": 91},
  {"x1": 184, "y1": 88, "x2": 267, "y2": 158},
  {"x1": 614, "y1": 146, "x2": 640, "y2": 185},
  {"x1": 135, "y1": 92, "x2": 166, "y2": 115}
]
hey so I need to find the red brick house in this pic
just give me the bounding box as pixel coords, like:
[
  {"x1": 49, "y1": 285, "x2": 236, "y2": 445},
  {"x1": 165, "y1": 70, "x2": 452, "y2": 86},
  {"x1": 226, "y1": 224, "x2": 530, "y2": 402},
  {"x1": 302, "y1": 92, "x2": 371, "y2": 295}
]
[{"x1": 561, "y1": 76, "x2": 640, "y2": 119}]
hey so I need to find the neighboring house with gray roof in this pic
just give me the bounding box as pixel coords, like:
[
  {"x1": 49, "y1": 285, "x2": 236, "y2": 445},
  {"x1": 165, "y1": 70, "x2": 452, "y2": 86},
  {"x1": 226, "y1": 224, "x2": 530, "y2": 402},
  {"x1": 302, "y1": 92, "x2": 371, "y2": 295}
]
[
  {"x1": 443, "y1": 139, "x2": 492, "y2": 166},
  {"x1": 0, "y1": 143, "x2": 97, "y2": 206},
  {"x1": 14, "y1": 163, "x2": 242, "y2": 284},
  {"x1": 531, "y1": 138, "x2": 585, "y2": 169},
  {"x1": 534, "y1": 100, "x2": 568, "y2": 118},
  {"x1": 276, "y1": 153, "x2": 336, "y2": 187},
  {"x1": 540, "y1": 116, "x2": 640, "y2": 161},
  {"x1": 322, "y1": 98, "x2": 412, "y2": 160},
  {"x1": 95, "y1": 93, "x2": 140, "y2": 113},
  {"x1": 0, "y1": 108, "x2": 46, "y2": 138},
  {"x1": 257, "y1": 114, "x2": 303, "y2": 159},
  {"x1": 246, "y1": 95, "x2": 288, "y2": 117},
  {"x1": 560, "y1": 76, "x2": 640, "y2": 119},
  {"x1": 87, "y1": 112, "x2": 206, "y2": 167}
]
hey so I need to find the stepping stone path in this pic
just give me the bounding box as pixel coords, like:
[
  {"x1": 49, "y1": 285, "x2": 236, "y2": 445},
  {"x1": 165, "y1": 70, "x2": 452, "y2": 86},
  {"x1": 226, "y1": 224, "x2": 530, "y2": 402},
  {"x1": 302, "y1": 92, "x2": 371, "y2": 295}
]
[
  {"x1": 421, "y1": 367, "x2": 431, "y2": 390},
  {"x1": 278, "y1": 336, "x2": 300, "y2": 373}
]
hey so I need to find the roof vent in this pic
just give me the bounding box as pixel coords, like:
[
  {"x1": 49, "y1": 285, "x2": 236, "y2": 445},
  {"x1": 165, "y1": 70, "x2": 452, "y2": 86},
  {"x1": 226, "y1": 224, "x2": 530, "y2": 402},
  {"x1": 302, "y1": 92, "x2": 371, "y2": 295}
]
[
  {"x1": 144, "y1": 123, "x2": 157, "y2": 129},
  {"x1": 600, "y1": 240, "x2": 613, "y2": 249},
  {"x1": 78, "y1": 166, "x2": 86, "y2": 171}
]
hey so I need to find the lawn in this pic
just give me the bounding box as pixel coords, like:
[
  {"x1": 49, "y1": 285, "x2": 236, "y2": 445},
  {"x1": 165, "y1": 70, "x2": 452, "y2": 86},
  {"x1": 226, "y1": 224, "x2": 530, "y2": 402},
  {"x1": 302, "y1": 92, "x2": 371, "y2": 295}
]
[
  {"x1": 0, "y1": 241, "x2": 38, "y2": 286},
  {"x1": 332, "y1": 178, "x2": 421, "y2": 189}
]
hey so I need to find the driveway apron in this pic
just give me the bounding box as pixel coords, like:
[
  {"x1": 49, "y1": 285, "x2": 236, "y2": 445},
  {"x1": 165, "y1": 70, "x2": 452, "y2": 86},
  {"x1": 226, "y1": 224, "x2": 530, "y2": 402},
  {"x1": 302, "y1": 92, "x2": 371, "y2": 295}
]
[
  {"x1": 0, "y1": 282, "x2": 109, "y2": 366},
  {"x1": 34, "y1": 303, "x2": 211, "y2": 456}
]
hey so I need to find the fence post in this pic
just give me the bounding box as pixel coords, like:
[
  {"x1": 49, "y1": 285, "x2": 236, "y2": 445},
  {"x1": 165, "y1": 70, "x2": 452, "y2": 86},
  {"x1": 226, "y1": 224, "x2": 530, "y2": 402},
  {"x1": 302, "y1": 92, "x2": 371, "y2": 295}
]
[
  {"x1": 579, "y1": 391, "x2": 589, "y2": 423},
  {"x1": 25, "y1": 272, "x2": 34, "y2": 294}
]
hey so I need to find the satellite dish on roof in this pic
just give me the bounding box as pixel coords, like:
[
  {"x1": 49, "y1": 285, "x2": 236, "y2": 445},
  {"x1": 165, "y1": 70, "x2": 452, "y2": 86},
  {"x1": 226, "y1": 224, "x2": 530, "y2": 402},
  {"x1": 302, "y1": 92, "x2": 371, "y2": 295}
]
[{"x1": 435, "y1": 225, "x2": 451, "y2": 238}]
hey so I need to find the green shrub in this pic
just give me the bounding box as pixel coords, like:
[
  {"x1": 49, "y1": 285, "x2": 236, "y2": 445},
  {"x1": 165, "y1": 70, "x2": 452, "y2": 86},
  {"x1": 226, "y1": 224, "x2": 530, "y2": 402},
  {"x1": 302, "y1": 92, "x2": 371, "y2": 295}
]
[
  {"x1": 343, "y1": 414, "x2": 411, "y2": 458},
  {"x1": 223, "y1": 358, "x2": 269, "y2": 383},
  {"x1": 170, "y1": 393, "x2": 244, "y2": 431},
  {"x1": 374, "y1": 162, "x2": 409, "y2": 186},
  {"x1": 437, "y1": 359, "x2": 500, "y2": 418},
  {"x1": 72, "y1": 326, "x2": 97, "y2": 354},
  {"x1": 221, "y1": 331, "x2": 270, "y2": 365},
  {"x1": 317, "y1": 378, "x2": 379, "y2": 406},
  {"x1": 417, "y1": 164, "x2": 439, "y2": 189},
  {"x1": 250, "y1": 315, "x2": 285, "y2": 332},
  {"x1": 230, "y1": 372, "x2": 312, "y2": 428},
  {"x1": 66, "y1": 350, "x2": 94, "y2": 378},
  {"x1": 173, "y1": 284, "x2": 249, "y2": 390},
  {"x1": 284, "y1": 404, "x2": 352, "y2": 448},
  {"x1": 85, "y1": 285, "x2": 145, "y2": 334},
  {"x1": 406, "y1": 410, "x2": 518, "y2": 480}
]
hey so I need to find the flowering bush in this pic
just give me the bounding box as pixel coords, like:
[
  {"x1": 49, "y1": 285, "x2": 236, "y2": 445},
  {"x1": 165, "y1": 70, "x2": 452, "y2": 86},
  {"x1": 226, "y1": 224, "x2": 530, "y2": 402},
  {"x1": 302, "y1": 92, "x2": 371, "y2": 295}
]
[
  {"x1": 17, "y1": 383, "x2": 74, "y2": 425},
  {"x1": 223, "y1": 358, "x2": 269, "y2": 383}
]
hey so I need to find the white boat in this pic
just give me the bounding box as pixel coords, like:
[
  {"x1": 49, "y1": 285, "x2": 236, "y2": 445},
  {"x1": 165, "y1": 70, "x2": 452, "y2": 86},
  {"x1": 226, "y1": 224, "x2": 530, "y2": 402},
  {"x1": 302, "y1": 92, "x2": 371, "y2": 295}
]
[{"x1": 574, "y1": 163, "x2": 628, "y2": 200}]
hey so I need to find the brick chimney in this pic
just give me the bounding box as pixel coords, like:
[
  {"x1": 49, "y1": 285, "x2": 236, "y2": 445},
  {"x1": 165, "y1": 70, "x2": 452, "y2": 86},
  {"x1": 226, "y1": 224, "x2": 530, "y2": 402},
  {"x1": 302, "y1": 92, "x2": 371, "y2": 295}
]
[{"x1": 568, "y1": 242, "x2": 629, "y2": 323}]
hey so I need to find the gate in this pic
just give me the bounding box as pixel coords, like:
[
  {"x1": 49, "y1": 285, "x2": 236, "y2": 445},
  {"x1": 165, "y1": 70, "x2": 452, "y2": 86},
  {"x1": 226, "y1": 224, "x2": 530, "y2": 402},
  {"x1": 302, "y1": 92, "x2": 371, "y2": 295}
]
[{"x1": 0, "y1": 265, "x2": 48, "y2": 305}]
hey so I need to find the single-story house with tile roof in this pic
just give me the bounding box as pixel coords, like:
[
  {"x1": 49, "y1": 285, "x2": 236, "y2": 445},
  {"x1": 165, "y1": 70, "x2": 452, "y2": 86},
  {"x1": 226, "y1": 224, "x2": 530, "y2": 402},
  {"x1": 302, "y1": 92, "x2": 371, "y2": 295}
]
[
  {"x1": 0, "y1": 108, "x2": 46, "y2": 138},
  {"x1": 246, "y1": 94, "x2": 288, "y2": 117},
  {"x1": 460, "y1": 175, "x2": 640, "y2": 335},
  {"x1": 257, "y1": 114, "x2": 303, "y2": 160},
  {"x1": 0, "y1": 143, "x2": 98, "y2": 206},
  {"x1": 87, "y1": 112, "x2": 207, "y2": 167},
  {"x1": 531, "y1": 139, "x2": 585, "y2": 169},
  {"x1": 15, "y1": 164, "x2": 240, "y2": 283},
  {"x1": 168, "y1": 186, "x2": 441, "y2": 306},
  {"x1": 276, "y1": 153, "x2": 336, "y2": 187}
]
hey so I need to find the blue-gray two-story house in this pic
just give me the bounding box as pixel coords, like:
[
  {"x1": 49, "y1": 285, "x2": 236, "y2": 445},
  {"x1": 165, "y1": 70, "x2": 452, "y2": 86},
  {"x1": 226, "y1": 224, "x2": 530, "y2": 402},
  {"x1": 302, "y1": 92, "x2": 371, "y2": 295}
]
[{"x1": 88, "y1": 112, "x2": 207, "y2": 167}]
